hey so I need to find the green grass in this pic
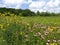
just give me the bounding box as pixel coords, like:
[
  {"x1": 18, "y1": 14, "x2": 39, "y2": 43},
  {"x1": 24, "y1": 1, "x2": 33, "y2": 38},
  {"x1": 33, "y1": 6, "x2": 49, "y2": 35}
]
[
  {"x1": 23, "y1": 16, "x2": 60, "y2": 25},
  {"x1": 0, "y1": 16, "x2": 60, "y2": 45}
]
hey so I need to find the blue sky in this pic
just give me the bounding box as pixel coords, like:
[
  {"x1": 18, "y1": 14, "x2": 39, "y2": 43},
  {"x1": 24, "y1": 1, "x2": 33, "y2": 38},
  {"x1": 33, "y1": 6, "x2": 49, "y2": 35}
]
[{"x1": 0, "y1": 0, "x2": 60, "y2": 13}]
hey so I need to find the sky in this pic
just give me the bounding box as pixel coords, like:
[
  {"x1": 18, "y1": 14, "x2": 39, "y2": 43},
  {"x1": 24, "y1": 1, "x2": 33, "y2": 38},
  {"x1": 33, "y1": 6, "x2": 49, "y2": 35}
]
[{"x1": 0, "y1": 0, "x2": 60, "y2": 13}]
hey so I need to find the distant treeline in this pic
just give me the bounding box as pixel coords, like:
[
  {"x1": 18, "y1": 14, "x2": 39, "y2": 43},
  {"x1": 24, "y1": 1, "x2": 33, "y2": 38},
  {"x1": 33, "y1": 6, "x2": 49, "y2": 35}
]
[{"x1": 0, "y1": 7, "x2": 60, "y2": 16}]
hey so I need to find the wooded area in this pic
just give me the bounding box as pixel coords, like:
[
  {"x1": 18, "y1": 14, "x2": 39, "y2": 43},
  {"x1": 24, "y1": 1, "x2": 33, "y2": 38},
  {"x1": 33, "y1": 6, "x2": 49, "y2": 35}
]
[{"x1": 0, "y1": 7, "x2": 60, "y2": 16}]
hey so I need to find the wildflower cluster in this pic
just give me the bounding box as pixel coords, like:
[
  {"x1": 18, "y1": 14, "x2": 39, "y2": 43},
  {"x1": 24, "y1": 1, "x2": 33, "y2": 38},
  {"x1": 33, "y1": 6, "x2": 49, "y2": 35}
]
[{"x1": 0, "y1": 13, "x2": 60, "y2": 45}]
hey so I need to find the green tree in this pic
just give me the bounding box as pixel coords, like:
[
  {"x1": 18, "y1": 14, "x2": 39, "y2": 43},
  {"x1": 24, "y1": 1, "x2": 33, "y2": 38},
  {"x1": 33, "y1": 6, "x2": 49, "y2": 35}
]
[{"x1": 36, "y1": 11, "x2": 40, "y2": 16}]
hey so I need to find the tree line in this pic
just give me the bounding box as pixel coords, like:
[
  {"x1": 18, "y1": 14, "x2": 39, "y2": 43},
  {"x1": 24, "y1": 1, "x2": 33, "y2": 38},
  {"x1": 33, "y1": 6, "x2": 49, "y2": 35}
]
[{"x1": 0, "y1": 7, "x2": 60, "y2": 16}]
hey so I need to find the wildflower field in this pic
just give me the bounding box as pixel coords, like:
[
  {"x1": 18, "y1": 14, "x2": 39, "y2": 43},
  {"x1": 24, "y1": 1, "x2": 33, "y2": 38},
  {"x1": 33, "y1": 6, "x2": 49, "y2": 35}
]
[{"x1": 0, "y1": 13, "x2": 60, "y2": 45}]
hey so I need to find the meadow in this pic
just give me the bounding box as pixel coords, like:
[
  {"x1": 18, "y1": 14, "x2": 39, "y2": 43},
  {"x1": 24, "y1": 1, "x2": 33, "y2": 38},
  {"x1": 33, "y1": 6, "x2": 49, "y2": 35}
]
[{"x1": 0, "y1": 13, "x2": 60, "y2": 45}]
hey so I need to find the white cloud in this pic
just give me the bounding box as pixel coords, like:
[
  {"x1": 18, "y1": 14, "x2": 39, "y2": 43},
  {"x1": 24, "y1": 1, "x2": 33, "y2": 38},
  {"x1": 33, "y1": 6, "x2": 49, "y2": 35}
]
[
  {"x1": 3, "y1": 0, "x2": 25, "y2": 5},
  {"x1": 29, "y1": 0, "x2": 60, "y2": 13},
  {"x1": 43, "y1": 0, "x2": 60, "y2": 13},
  {"x1": 29, "y1": 1, "x2": 45, "y2": 8},
  {"x1": 0, "y1": 4, "x2": 6, "y2": 7},
  {"x1": 46, "y1": 0, "x2": 60, "y2": 8},
  {"x1": 29, "y1": 1, "x2": 46, "y2": 12},
  {"x1": 15, "y1": 5, "x2": 21, "y2": 9},
  {"x1": 0, "y1": 0, "x2": 60, "y2": 13},
  {"x1": 27, "y1": 0, "x2": 32, "y2": 3},
  {"x1": 53, "y1": 0, "x2": 60, "y2": 7},
  {"x1": 2, "y1": 0, "x2": 27, "y2": 8}
]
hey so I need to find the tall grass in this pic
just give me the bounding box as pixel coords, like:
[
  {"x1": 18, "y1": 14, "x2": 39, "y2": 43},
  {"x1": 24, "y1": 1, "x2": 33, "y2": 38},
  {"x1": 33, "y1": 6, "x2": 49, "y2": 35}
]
[{"x1": 0, "y1": 14, "x2": 60, "y2": 45}]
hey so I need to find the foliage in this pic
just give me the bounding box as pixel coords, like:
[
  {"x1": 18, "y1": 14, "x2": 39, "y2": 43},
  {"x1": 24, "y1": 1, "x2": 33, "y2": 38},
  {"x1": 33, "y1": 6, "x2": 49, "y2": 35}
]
[
  {"x1": 0, "y1": 8, "x2": 35, "y2": 16},
  {"x1": 0, "y1": 7, "x2": 60, "y2": 16}
]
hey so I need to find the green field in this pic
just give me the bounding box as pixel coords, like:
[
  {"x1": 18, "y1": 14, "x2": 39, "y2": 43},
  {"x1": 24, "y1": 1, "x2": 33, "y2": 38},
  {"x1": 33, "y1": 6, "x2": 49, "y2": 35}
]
[
  {"x1": 23, "y1": 16, "x2": 60, "y2": 25},
  {"x1": 0, "y1": 15, "x2": 60, "y2": 45}
]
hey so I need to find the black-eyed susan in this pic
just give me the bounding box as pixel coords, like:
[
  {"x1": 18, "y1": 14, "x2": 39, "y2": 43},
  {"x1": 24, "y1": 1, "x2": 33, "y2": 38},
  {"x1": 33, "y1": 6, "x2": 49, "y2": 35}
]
[{"x1": 45, "y1": 31, "x2": 49, "y2": 35}]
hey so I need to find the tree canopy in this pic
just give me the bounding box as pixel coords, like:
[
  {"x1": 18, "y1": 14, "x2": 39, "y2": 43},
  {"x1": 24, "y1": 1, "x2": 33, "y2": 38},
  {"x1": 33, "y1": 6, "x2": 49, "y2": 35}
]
[{"x1": 0, "y1": 7, "x2": 60, "y2": 16}]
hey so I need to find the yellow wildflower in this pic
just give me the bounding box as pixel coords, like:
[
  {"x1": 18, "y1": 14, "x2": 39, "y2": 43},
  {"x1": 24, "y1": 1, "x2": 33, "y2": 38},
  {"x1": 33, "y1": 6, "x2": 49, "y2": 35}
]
[
  {"x1": 20, "y1": 31, "x2": 24, "y2": 35},
  {"x1": 50, "y1": 43, "x2": 54, "y2": 45},
  {"x1": 10, "y1": 18, "x2": 12, "y2": 22},
  {"x1": 27, "y1": 23, "x2": 30, "y2": 26},
  {"x1": 54, "y1": 43, "x2": 57, "y2": 45},
  {"x1": 47, "y1": 26, "x2": 53, "y2": 32},
  {"x1": 48, "y1": 26, "x2": 51, "y2": 30},
  {"x1": 50, "y1": 43, "x2": 57, "y2": 45},
  {"x1": 50, "y1": 28, "x2": 53, "y2": 32},
  {"x1": 0, "y1": 13, "x2": 1, "y2": 15},
  {"x1": 7, "y1": 23, "x2": 10, "y2": 26},
  {"x1": 0, "y1": 24, "x2": 3, "y2": 29},
  {"x1": 28, "y1": 27, "x2": 31, "y2": 30},
  {"x1": 52, "y1": 27, "x2": 57, "y2": 29},
  {"x1": 2, "y1": 14, "x2": 5, "y2": 16},
  {"x1": 15, "y1": 20, "x2": 20, "y2": 24}
]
